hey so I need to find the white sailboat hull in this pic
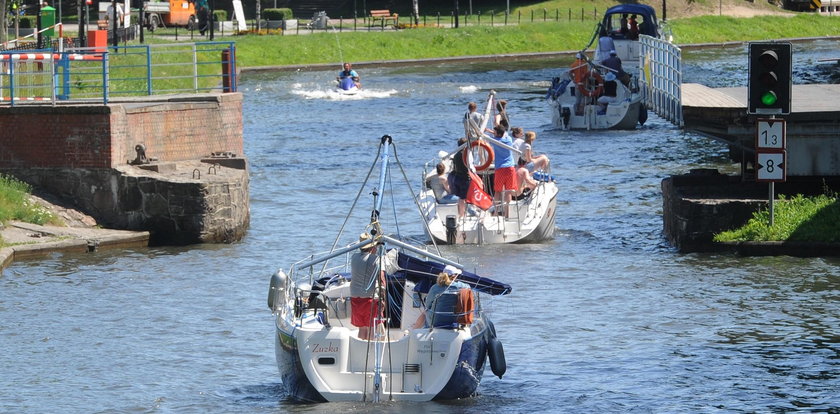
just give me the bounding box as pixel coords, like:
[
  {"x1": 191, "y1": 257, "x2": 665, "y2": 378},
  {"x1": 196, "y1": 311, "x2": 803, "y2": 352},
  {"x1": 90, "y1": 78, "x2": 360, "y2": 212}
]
[{"x1": 421, "y1": 178, "x2": 558, "y2": 245}]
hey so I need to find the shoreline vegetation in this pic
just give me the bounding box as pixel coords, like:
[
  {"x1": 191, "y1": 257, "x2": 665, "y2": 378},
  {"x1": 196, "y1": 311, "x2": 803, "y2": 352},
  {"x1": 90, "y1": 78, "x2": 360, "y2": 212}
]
[
  {"x1": 231, "y1": 14, "x2": 840, "y2": 68},
  {"x1": 0, "y1": 175, "x2": 57, "y2": 247}
]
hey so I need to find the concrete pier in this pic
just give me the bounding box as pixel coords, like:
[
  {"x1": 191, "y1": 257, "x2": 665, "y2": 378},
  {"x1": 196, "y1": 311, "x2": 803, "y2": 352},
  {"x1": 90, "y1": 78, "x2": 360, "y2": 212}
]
[{"x1": 0, "y1": 93, "x2": 249, "y2": 246}]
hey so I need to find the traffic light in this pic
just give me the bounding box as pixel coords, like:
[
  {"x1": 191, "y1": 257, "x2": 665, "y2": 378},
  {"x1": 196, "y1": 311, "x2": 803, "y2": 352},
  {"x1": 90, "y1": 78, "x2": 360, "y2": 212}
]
[{"x1": 748, "y1": 42, "x2": 792, "y2": 115}]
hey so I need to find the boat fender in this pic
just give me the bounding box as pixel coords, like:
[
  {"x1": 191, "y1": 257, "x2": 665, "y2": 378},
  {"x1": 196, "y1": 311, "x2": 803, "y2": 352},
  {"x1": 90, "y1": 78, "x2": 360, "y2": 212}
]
[
  {"x1": 486, "y1": 319, "x2": 497, "y2": 339},
  {"x1": 638, "y1": 105, "x2": 648, "y2": 126},
  {"x1": 577, "y1": 70, "x2": 604, "y2": 97},
  {"x1": 561, "y1": 106, "x2": 571, "y2": 130},
  {"x1": 487, "y1": 337, "x2": 507, "y2": 379},
  {"x1": 268, "y1": 270, "x2": 288, "y2": 311},
  {"x1": 463, "y1": 140, "x2": 494, "y2": 172}
]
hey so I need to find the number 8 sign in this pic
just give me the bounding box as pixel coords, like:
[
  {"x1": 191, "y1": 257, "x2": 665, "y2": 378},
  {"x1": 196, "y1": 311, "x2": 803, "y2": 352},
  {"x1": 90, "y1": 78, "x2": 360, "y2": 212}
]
[{"x1": 756, "y1": 152, "x2": 786, "y2": 182}]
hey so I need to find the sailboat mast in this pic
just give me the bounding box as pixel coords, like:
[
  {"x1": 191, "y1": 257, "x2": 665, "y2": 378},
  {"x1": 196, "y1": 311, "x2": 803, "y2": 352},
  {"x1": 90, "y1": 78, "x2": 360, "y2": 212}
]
[{"x1": 371, "y1": 135, "x2": 392, "y2": 225}]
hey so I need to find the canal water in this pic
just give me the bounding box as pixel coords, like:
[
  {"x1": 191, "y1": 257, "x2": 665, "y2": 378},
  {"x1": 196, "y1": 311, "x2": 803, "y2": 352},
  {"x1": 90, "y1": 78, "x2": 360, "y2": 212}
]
[{"x1": 1, "y1": 40, "x2": 838, "y2": 413}]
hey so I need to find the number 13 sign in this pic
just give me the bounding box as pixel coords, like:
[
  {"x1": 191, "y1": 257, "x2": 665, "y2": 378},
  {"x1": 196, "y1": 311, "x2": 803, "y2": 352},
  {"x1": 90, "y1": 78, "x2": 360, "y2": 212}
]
[{"x1": 756, "y1": 118, "x2": 785, "y2": 150}]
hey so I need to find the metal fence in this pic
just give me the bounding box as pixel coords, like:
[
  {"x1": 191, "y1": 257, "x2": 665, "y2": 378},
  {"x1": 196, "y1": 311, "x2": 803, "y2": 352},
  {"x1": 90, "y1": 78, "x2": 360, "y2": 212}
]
[
  {"x1": 0, "y1": 41, "x2": 236, "y2": 106},
  {"x1": 639, "y1": 34, "x2": 682, "y2": 127}
]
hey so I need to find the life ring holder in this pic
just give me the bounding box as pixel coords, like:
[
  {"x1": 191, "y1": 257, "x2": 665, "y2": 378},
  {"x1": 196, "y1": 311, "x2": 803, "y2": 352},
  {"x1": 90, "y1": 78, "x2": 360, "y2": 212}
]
[
  {"x1": 463, "y1": 139, "x2": 495, "y2": 172},
  {"x1": 577, "y1": 70, "x2": 604, "y2": 97}
]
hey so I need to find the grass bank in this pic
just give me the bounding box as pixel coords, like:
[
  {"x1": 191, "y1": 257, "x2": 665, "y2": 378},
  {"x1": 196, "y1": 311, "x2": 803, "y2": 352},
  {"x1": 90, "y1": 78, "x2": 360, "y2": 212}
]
[
  {"x1": 0, "y1": 175, "x2": 56, "y2": 225},
  {"x1": 225, "y1": 14, "x2": 840, "y2": 68},
  {"x1": 714, "y1": 194, "x2": 840, "y2": 243}
]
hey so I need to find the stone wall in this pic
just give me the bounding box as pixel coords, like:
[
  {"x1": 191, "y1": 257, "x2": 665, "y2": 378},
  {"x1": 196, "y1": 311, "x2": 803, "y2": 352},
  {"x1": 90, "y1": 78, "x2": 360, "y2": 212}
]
[{"x1": 0, "y1": 94, "x2": 249, "y2": 245}]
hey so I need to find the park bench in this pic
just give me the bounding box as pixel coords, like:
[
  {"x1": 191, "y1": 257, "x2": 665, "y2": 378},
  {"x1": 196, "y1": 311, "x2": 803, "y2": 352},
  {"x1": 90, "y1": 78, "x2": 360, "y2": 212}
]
[
  {"x1": 97, "y1": 19, "x2": 109, "y2": 30},
  {"x1": 370, "y1": 9, "x2": 398, "y2": 27}
]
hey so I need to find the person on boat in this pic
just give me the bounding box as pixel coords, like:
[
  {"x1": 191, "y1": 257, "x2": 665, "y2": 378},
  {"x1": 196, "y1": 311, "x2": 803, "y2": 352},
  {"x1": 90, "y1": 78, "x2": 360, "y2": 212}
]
[
  {"x1": 569, "y1": 53, "x2": 589, "y2": 115},
  {"x1": 597, "y1": 72, "x2": 619, "y2": 115},
  {"x1": 411, "y1": 265, "x2": 469, "y2": 329},
  {"x1": 510, "y1": 127, "x2": 525, "y2": 149},
  {"x1": 515, "y1": 158, "x2": 539, "y2": 200},
  {"x1": 463, "y1": 102, "x2": 484, "y2": 139},
  {"x1": 515, "y1": 131, "x2": 550, "y2": 172},
  {"x1": 628, "y1": 14, "x2": 639, "y2": 40},
  {"x1": 490, "y1": 125, "x2": 518, "y2": 217},
  {"x1": 619, "y1": 14, "x2": 629, "y2": 37},
  {"x1": 337, "y1": 62, "x2": 361, "y2": 89},
  {"x1": 597, "y1": 36, "x2": 616, "y2": 62},
  {"x1": 430, "y1": 162, "x2": 459, "y2": 204},
  {"x1": 487, "y1": 100, "x2": 509, "y2": 132},
  {"x1": 449, "y1": 137, "x2": 473, "y2": 219},
  {"x1": 350, "y1": 232, "x2": 387, "y2": 340},
  {"x1": 600, "y1": 50, "x2": 629, "y2": 86}
]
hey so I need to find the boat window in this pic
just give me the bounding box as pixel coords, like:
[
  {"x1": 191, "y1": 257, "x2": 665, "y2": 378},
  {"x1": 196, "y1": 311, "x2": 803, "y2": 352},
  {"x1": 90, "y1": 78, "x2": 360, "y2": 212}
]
[{"x1": 317, "y1": 357, "x2": 336, "y2": 365}]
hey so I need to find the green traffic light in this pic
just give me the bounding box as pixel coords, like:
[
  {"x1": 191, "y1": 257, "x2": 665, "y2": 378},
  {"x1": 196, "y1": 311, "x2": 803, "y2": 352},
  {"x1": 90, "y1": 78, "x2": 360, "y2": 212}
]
[{"x1": 761, "y1": 90, "x2": 778, "y2": 106}]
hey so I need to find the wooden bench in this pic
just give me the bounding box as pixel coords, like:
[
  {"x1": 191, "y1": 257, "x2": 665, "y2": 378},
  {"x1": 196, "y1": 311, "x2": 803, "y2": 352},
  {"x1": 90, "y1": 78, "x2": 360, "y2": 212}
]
[
  {"x1": 370, "y1": 9, "x2": 398, "y2": 26},
  {"x1": 97, "y1": 19, "x2": 109, "y2": 30}
]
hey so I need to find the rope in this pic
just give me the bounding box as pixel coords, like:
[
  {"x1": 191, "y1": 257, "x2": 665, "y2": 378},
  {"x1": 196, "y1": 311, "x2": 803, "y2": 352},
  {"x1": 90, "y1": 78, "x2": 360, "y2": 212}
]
[
  {"x1": 318, "y1": 141, "x2": 383, "y2": 276},
  {"x1": 389, "y1": 141, "x2": 444, "y2": 257}
]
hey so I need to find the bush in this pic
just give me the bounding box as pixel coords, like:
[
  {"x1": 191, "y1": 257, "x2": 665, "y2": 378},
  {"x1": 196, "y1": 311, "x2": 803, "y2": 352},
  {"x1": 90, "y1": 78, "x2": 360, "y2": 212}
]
[
  {"x1": 263, "y1": 8, "x2": 293, "y2": 20},
  {"x1": 213, "y1": 10, "x2": 227, "y2": 21},
  {"x1": 17, "y1": 16, "x2": 36, "y2": 28}
]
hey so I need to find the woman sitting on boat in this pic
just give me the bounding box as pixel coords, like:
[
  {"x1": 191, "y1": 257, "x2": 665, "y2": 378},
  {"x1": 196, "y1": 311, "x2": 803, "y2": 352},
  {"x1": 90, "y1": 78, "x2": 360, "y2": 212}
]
[
  {"x1": 411, "y1": 266, "x2": 470, "y2": 329},
  {"x1": 430, "y1": 162, "x2": 459, "y2": 204},
  {"x1": 514, "y1": 131, "x2": 550, "y2": 173}
]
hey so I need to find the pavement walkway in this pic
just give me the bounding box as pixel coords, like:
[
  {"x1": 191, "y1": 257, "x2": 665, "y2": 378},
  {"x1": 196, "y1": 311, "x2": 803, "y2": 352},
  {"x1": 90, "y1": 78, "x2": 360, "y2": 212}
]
[{"x1": 0, "y1": 196, "x2": 149, "y2": 272}]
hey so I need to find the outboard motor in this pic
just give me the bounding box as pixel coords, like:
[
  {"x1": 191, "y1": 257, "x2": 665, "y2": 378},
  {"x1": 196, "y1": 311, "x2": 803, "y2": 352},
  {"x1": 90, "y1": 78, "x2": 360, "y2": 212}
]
[
  {"x1": 561, "y1": 107, "x2": 571, "y2": 130},
  {"x1": 445, "y1": 215, "x2": 457, "y2": 245},
  {"x1": 268, "y1": 270, "x2": 288, "y2": 311}
]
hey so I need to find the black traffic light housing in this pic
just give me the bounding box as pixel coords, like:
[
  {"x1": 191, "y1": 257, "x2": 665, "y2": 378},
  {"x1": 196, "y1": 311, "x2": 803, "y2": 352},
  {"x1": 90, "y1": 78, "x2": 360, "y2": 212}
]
[{"x1": 748, "y1": 42, "x2": 792, "y2": 115}]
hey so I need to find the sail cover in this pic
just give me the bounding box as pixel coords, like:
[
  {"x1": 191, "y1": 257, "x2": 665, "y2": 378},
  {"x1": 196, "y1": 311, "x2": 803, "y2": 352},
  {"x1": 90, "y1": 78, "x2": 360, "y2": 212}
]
[{"x1": 396, "y1": 253, "x2": 512, "y2": 296}]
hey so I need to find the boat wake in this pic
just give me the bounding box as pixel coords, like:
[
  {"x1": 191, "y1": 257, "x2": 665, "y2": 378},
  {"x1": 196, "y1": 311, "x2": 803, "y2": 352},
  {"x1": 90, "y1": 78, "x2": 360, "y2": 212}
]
[{"x1": 291, "y1": 84, "x2": 398, "y2": 100}]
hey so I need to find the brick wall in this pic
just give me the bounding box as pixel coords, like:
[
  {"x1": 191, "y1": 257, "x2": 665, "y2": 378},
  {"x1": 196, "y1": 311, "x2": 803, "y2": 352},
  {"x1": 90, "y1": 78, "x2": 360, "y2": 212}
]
[{"x1": 0, "y1": 93, "x2": 244, "y2": 169}]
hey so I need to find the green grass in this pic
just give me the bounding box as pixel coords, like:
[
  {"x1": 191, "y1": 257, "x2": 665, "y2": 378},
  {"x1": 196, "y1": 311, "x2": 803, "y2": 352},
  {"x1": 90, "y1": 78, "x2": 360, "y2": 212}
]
[
  {"x1": 229, "y1": 21, "x2": 593, "y2": 67},
  {"x1": 216, "y1": 12, "x2": 840, "y2": 68},
  {"x1": 0, "y1": 175, "x2": 56, "y2": 226},
  {"x1": 714, "y1": 194, "x2": 840, "y2": 243},
  {"x1": 668, "y1": 14, "x2": 840, "y2": 44}
]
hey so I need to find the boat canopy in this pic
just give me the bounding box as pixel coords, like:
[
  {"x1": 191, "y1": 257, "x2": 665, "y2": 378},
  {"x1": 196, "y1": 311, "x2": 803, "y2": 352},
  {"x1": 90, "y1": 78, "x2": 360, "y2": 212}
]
[
  {"x1": 601, "y1": 4, "x2": 659, "y2": 38},
  {"x1": 396, "y1": 253, "x2": 512, "y2": 296}
]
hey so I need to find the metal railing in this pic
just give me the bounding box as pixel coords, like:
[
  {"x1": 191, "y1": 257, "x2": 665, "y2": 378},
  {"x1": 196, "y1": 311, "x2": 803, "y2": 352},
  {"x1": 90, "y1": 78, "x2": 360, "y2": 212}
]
[
  {"x1": 639, "y1": 34, "x2": 683, "y2": 127},
  {"x1": 0, "y1": 41, "x2": 236, "y2": 106}
]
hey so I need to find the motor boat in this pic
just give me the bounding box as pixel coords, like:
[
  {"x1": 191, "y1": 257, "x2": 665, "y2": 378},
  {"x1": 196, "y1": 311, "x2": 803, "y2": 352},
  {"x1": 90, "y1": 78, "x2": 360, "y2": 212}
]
[
  {"x1": 268, "y1": 135, "x2": 510, "y2": 402},
  {"x1": 420, "y1": 92, "x2": 559, "y2": 244},
  {"x1": 545, "y1": 4, "x2": 672, "y2": 130}
]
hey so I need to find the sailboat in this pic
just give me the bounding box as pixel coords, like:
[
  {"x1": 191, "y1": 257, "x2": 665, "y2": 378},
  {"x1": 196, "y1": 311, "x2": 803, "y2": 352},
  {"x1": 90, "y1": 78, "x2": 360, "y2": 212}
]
[
  {"x1": 268, "y1": 135, "x2": 510, "y2": 402},
  {"x1": 420, "y1": 91, "x2": 559, "y2": 244}
]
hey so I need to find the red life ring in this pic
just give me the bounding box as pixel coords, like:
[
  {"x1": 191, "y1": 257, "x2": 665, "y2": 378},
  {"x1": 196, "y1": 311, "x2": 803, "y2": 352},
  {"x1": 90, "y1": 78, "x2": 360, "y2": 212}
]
[
  {"x1": 577, "y1": 70, "x2": 604, "y2": 97},
  {"x1": 462, "y1": 140, "x2": 495, "y2": 172}
]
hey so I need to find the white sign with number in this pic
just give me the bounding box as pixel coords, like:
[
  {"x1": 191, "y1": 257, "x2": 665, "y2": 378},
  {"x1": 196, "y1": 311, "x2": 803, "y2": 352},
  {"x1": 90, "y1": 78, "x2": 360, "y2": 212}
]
[
  {"x1": 756, "y1": 119, "x2": 785, "y2": 150},
  {"x1": 756, "y1": 152, "x2": 786, "y2": 182}
]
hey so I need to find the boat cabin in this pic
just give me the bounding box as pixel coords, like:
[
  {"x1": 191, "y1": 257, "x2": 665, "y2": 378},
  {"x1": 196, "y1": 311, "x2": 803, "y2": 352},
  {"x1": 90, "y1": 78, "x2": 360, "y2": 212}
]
[{"x1": 598, "y1": 4, "x2": 660, "y2": 40}]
